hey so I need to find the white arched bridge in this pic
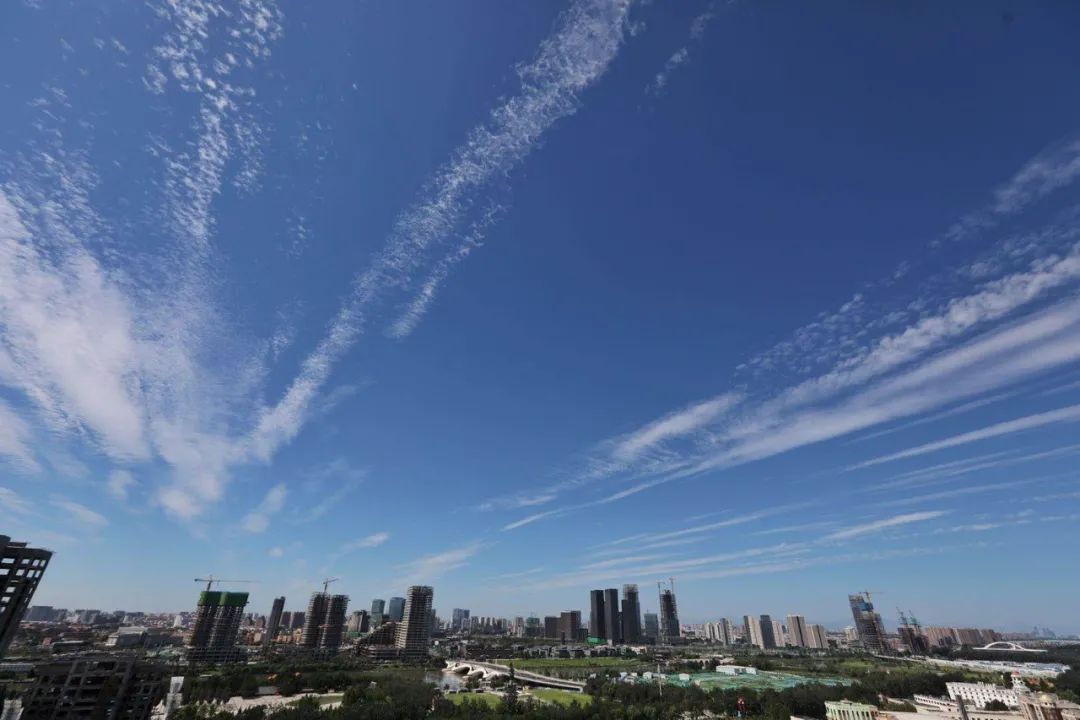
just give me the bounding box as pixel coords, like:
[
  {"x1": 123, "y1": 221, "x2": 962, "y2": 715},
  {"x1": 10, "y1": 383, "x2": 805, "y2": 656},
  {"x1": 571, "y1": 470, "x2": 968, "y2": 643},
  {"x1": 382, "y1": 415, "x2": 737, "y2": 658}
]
[
  {"x1": 446, "y1": 661, "x2": 585, "y2": 692},
  {"x1": 974, "y1": 641, "x2": 1046, "y2": 653}
]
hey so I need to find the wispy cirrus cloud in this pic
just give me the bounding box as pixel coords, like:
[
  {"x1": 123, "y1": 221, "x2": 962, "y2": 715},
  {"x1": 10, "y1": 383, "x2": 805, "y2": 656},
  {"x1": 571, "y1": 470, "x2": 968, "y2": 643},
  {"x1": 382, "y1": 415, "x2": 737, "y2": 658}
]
[
  {"x1": 51, "y1": 496, "x2": 109, "y2": 529},
  {"x1": 823, "y1": 510, "x2": 948, "y2": 541},
  {"x1": 647, "y1": 1, "x2": 727, "y2": 95},
  {"x1": 241, "y1": 482, "x2": 287, "y2": 533},
  {"x1": 247, "y1": 0, "x2": 638, "y2": 467},
  {"x1": 393, "y1": 541, "x2": 486, "y2": 588}
]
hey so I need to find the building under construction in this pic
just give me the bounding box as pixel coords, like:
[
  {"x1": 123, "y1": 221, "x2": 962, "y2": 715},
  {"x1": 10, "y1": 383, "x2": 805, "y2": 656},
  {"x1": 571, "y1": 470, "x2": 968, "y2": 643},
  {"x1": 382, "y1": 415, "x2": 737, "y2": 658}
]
[
  {"x1": 848, "y1": 592, "x2": 889, "y2": 655},
  {"x1": 301, "y1": 593, "x2": 349, "y2": 653},
  {"x1": 658, "y1": 579, "x2": 681, "y2": 642},
  {"x1": 186, "y1": 591, "x2": 249, "y2": 663}
]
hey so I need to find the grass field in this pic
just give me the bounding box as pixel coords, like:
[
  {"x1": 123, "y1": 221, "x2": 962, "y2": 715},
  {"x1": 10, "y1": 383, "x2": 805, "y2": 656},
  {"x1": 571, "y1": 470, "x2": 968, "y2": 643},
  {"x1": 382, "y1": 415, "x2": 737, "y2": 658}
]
[
  {"x1": 527, "y1": 689, "x2": 593, "y2": 706},
  {"x1": 448, "y1": 692, "x2": 502, "y2": 708}
]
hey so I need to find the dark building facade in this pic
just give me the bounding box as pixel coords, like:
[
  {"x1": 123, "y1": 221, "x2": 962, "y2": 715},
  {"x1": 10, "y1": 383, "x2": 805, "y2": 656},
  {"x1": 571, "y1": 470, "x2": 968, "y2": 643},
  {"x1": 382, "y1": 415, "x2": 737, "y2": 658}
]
[
  {"x1": 0, "y1": 535, "x2": 52, "y2": 658},
  {"x1": 620, "y1": 584, "x2": 642, "y2": 644},
  {"x1": 387, "y1": 597, "x2": 406, "y2": 623},
  {"x1": 21, "y1": 655, "x2": 167, "y2": 720},
  {"x1": 588, "y1": 590, "x2": 605, "y2": 640},
  {"x1": 301, "y1": 593, "x2": 348, "y2": 651},
  {"x1": 603, "y1": 588, "x2": 621, "y2": 644},
  {"x1": 187, "y1": 591, "x2": 248, "y2": 662},
  {"x1": 759, "y1": 614, "x2": 777, "y2": 649},
  {"x1": 263, "y1": 596, "x2": 285, "y2": 649},
  {"x1": 659, "y1": 588, "x2": 680, "y2": 641},
  {"x1": 643, "y1": 612, "x2": 659, "y2": 640},
  {"x1": 558, "y1": 610, "x2": 581, "y2": 643}
]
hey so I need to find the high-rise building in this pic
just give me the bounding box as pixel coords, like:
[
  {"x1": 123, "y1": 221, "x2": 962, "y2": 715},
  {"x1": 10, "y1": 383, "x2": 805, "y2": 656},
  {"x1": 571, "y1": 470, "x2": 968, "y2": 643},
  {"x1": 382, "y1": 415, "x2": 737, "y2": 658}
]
[
  {"x1": 290, "y1": 611, "x2": 306, "y2": 631},
  {"x1": 544, "y1": 616, "x2": 559, "y2": 638},
  {"x1": 809, "y1": 624, "x2": 829, "y2": 649},
  {"x1": 451, "y1": 608, "x2": 470, "y2": 631},
  {"x1": 658, "y1": 587, "x2": 680, "y2": 641},
  {"x1": 643, "y1": 612, "x2": 659, "y2": 640},
  {"x1": 387, "y1": 597, "x2": 406, "y2": 623},
  {"x1": 621, "y1": 584, "x2": 642, "y2": 644},
  {"x1": 558, "y1": 611, "x2": 581, "y2": 643},
  {"x1": 395, "y1": 586, "x2": 434, "y2": 661},
  {"x1": 302, "y1": 593, "x2": 348, "y2": 651},
  {"x1": 721, "y1": 618, "x2": 735, "y2": 646},
  {"x1": 263, "y1": 597, "x2": 285, "y2": 648},
  {"x1": 0, "y1": 535, "x2": 52, "y2": 658},
  {"x1": 370, "y1": 599, "x2": 386, "y2": 627},
  {"x1": 787, "y1": 614, "x2": 809, "y2": 647},
  {"x1": 759, "y1": 615, "x2": 777, "y2": 649},
  {"x1": 772, "y1": 619, "x2": 786, "y2": 648},
  {"x1": 603, "y1": 588, "x2": 621, "y2": 644},
  {"x1": 347, "y1": 610, "x2": 370, "y2": 633},
  {"x1": 21, "y1": 655, "x2": 167, "y2": 720},
  {"x1": 187, "y1": 591, "x2": 248, "y2": 662},
  {"x1": 589, "y1": 590, "x2": 606, "y2": 640},
  {"x1": 848, "y1": 593, "x2": 889, "y2": 654}
]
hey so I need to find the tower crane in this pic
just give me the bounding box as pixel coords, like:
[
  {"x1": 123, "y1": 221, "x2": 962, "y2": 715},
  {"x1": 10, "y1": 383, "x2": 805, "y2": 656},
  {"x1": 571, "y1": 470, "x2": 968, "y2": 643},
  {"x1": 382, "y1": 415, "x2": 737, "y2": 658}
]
[
  {"x1": 194, "y1": 576, "x2": 255, "y2": 592},
  {"x1": 321, "y1": 577, "x2": 340, "y2": 594}
]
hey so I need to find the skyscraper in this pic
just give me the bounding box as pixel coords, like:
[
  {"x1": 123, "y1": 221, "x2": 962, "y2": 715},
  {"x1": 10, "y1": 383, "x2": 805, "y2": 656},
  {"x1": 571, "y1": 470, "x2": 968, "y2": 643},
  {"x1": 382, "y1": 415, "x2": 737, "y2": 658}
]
[
  {"x1": 370, "y1": 599, "x2": 385, "y2": 627},
  {"x1": 603, "y1": 588, "x2": 621, "y2": 644},
  {"x1": 395, "y1": 586, "x2": 434, "y2": 661},
  {"x1": 558, "y1": 610, "x2": 581, "y2": 643},
  {"x1": 643, "y1": 612, "x2": 659, "y2": 640},
  {"x1": 621, "y1": 584, "x2": 642, "y2": 644},
  {"x1": 772, "y1": 618, "x2": 786, "y2": 648},
  {"x1": 848, "y1": 593, "x2": 889, "y2": 654},
  {"x1": 263, "y1": 596, "x2": 285, "y2": 648},
  {"x1": 809, "y1": 624, "x2": 829, "y2": 649},
  {"x1": 387, "y1": 596, "x2": 406, "y2": 622},
  {"x1": 451, "y1": 608, "x2": 470, "y2": 631},
  {"x1": 302, "y1": 593, "x2": 348, "y2": 651},
  {"x1": 0, "y1": 535, "x2": 51, "y2": 658},
  {"x1": 787, "y1": 614, "x2": 808, "y2": 648},
  {"x1": 589, "y1": 589, "x2": 606, "y2": 640},
  {"x1": 759, "y1": 615, "x2": 777, "y2": 649},
  {"x1": 721, "y1": 618, "x2": 735, "y2": 646},
  {"x1": 658, "y1": 586, "x2": 680, "y2": 641},
  {"x1": 187, "y1": 591, "x2": 248, "y2": 662}
]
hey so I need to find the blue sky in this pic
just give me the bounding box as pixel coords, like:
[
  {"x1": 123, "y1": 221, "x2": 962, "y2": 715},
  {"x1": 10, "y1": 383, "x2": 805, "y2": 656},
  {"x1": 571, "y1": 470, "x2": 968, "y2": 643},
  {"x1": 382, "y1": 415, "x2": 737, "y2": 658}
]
[{"x1": 2, "y1": 0, "x2": 1080, "y2": 633}]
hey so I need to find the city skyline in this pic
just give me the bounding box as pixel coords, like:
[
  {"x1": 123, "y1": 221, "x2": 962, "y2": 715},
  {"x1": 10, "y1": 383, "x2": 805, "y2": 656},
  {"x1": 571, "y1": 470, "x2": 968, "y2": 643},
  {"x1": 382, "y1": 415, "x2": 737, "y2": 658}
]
[{"x1": 2, "y1": 1, "x2": 1080, "y2": 632}]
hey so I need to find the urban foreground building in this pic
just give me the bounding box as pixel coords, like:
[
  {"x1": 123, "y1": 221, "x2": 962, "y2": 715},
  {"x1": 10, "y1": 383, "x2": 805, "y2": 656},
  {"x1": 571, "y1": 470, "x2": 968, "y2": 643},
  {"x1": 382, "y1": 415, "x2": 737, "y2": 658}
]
[
  {"x1": 0, "y1": 535, "x2": 52, "y2": 658},
  {"x1": 186, "y1": 591, "x2": 248, "y2": 663},
  {"x1": 395, "y1": 586, "x2": 434, "y2": 661},
  {"x1": 849, "y1": 592, "x2": 890, "y2": 655},
  {"x1": 20, "y1": 655, "x2": 167, "y2": 720}
]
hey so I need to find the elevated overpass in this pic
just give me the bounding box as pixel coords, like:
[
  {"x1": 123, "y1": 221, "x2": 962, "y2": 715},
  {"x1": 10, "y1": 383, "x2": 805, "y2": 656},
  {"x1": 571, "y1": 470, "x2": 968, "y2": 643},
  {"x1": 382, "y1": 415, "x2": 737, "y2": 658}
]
[{"x1": 446, "y1": 661, "x2": 585, "y2": 692}]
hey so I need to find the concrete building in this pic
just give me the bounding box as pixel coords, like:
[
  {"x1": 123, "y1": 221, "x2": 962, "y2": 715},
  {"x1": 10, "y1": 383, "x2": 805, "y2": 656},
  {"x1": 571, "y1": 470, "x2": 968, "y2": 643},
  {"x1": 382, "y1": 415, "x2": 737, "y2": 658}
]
[
  {"x1": 0, "y1": 536, "x2": 52, "y2": 659},
  {"x1": 387, "y1": 597, "x2": 406, "y2": 623},
  {"x1": 263, "y1": 596, "x2": 285, "y2": 648},
  {"x1": 621, "y1": 584, "x2": 642, "y2": 644},
  {"x1": 809, "y1": 624, "x2": 829, "y2": 649},
  {"x1": 759, "y1": 615, "x2": 777, "y2": 649},
  {"x1": 21, "y1": 655, "x2": 167, "y2": 720},
  {"x1": 1018, "y1": 693, "x2": 1080, "y2": 720},
  {"x1": 558, "y1": 610, "x2": 581, "y2": 643},
  {"x1": 658, "y1": 588, "x2": 680, "y2": 641},
  {"x1": 948, "y1": 683, "x2": 1021, "y2": 709},
  {"x1": 347, "y1": 610, "x2": 370, "y2": 633},
  {"x1": 787, "y1": 614, "x2": 809, "y2": 647},
  {"x1": 849, "y1": 593, "x2": 889, "y2": 654},
  {"x1": 451, "y1": 608, "x2": 470, "y2": 631},
  {"x1": 603, "y1": 588, "x2": 621, "y2": 644},
  {"x1": 302, "y1": 593, "x2": 348, "y2": 651},
  {"x1": 395, "y1": 586, "x2": 434, "y2": 662},
  {"x1": 187, "y1": 591, "x2": 248, "y2": 663},
  {"x1": 826, "y1": 700, "x2": 877, "y2": 720},
  {"x1": 772, "y1": 618, "x2": 786, "y2": 648},
  {"x1": 544, "y1": 616, "x2": 559, "y2": 639}
]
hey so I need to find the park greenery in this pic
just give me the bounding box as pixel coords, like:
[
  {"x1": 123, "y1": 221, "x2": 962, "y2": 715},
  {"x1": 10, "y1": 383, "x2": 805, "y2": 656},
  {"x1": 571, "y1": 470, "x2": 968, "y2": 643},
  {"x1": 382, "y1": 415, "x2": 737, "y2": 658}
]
[{"x1": 164, "y1": 648, "x2": 1080, "y2": 720}]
